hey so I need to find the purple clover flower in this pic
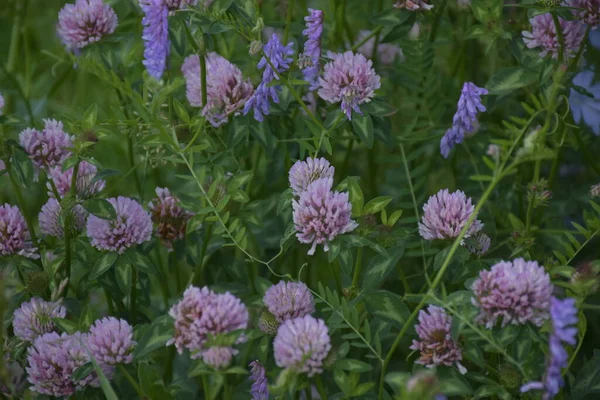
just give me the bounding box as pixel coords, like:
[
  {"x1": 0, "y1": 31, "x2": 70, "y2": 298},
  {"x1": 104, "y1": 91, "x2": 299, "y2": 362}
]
[
  {"x1": 249, "y1": 360, "x2": 269, "y2": 400},
  {"x1": 292, "y1": 178, "x2": 358, "y2": 255},
  {"x1": 148, "y1": 187, "x2": 193, "y2": 251},
  {"x1": 410, "y1": 305, "x2": 466, "y2": 374},
  {"x1": 141, "y1": 0, "x2": 170, "y2": 80},
  {"x1": 570, "y1": 70, "x2": 600, "y2": 135},
  {"x1": 0, "y1": 93, "x2": 4, "y2": 114},
  {"x1": 522, "y1": 13, "x2": 585, "y2": 60},
  {"x1": 47, "y1": 161, "x2": 105, "y2": 199},
  {"x1": 167, "y1": 286, "x2": 249, "y2": 359},
  {"x1": 273, "y1": 315, "x2": 331, "y2": 376},
  {"x1": 57, "y1": 0, "x2": 118, "y2": 50},
  {"x1": 464, "y1": 232, "x2": 491, "y2": 256},
  {"x1": 19, "y1": 119, "x2": 73, "y2": 172},
  {"x1": 86, "y1": 196, "x2": 152, "y2": 253},
  {"x1": 12, "y1": 298, "x2": 66, "y2": 343},
  {"x1": 394, "y1": 0, "x2": 434, "y2": 11},
  {"x1": 201, "y1": 346, "x2": 237, "y2": 369},
  {"x1": 318, "y1": 51, "x2": 381, "y2": 120},
  {"x1": 88, "y1": 317, "x2": 136, "y2": 365},
  {"x1": 288, "y1": 157, "x2": 335, "y2": 196},
  {"x1": 440, "y1": 82, "x2": 488, "y2": 158},
  {"x1": 263, "y1": 281, "x2": 315, "y2": 323},
  {"x1": 471, "y1": 258, "x2": 553, "y2": 328},
  {"x1": 301, "y1": 9, "x2": 324, "y2": 90},
  {"x1": 565, "y1": 0, "x2": 600, "y2": 27},
  {"x1": 0, "y1": 204, "x2": 37, "y2": 259},
  {"x1": 243, "y1": 34, "x2": 294, "y2": 122},
  {"x1": 38, "y1": 198, "x2": 87, "y2": 238},
  {"x1": 521, "y1": 297, "x2": 579, "y2": 400},
  {"x1": 418, "y1": 189, "x2": 483, "y2": 241},
  {"x1": 181, "y1": 53, "x2": 254, "y2": 127}
]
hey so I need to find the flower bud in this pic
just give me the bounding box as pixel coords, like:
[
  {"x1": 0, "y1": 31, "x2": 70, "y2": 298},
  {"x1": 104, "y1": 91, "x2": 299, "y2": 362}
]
[{"x1": 258, "y1": 309, "x2": 280, "y2": 336}]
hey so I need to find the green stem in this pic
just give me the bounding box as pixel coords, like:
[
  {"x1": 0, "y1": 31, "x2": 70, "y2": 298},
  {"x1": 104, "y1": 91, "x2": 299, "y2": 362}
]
[
  {"x1": 201, "y1": 375, "x2": 210, "y2": 398},
  {"x1": 377, "y1": 177, "x2": 500, "y2": 399},
  {"x1": 127, "y1": 134, "x2": 143, "y2": 199},
  {"x1": 199, "y1": 50, "x2": 208, "y2": 107},
  {"x1": 352, "y1": 247, "x2": 363, "y2": 287},
  {"x1": 130, "y1": 267, "x2": 138, "y2": 322},
  {"x1": 8, "y1": 169, "x2": 38, "y2": 247},
  {"x1": 351, "y1": 27, "x2": 382, "y2": 51},
  {"x1": 194, "y1": 223, "x2": 213, "y2": 286},
  {"x1": 164, "y1": 347, "x2": 175, "y2": 384},
  {"x1": 551, "y1": 13, "x2": 566, "y2": 64},
  {"x1": 103, "y1": 287, "x2": 115, "y2": 314},
  {"x1": 118, "y1": 365, "x2": 144, "y2": 399},
  {"x1": 64, "y1": 160, "x2": 80, "y2": 285},
  {"x1": 569, "y1": 24, "x2": 591, "y2": 71},
  {"x1": 283, "y1": 0, "x2": 296, "y2": 44}
]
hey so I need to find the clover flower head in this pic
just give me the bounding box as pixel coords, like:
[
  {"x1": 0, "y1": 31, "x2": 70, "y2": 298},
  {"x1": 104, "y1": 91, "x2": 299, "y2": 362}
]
[
  {"x1": 289, "y1": 157, "x2": 335, "y2": 196},
  {"x1": 57, "y1": 0, "x2": 118, "y2": 50},
  {"x1": 263, "y1": 280, "x2": 315, "y2": 323},
  {"x1": 419, "y1": 189, "x2": 483, "y2": 240},
  {"x1": 12, "y1": 298, "x2": 66, "y2": 342}
]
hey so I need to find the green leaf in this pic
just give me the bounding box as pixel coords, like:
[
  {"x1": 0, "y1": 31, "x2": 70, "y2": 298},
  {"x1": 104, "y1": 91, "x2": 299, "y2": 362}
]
[
  {"x1": 362, "y1": 100, "x2": 398, "y2": 117},
  {"x1": 82, "y1": 198, "x2": 117, "y2": 220},
  {"x1": 126, "y1": 250, "x2": 158, "y2": 276},
  {"x1": 134, "y1": 316, "x2": 175, "y2": 360},
  {"x1": 336, "y1": 358, "x2": 373, "y2": 372},
  {"x1": 173, "y1": 99, "x2": 190, "y2": 124},
  {"x1": 91, "y1": 169, "x2": 119, "y2": 184},
  {"x1": 362, "y1": 247, "x2": 404, "y2": 290},
  {"x1": 53, "y1": 317, "x2": 79, "y2": 334},
  {"x1": 486, "y1": 67, "x2": 538, "y2": 96},
  {"x1": 186, "y1": 214, "x2": 204, "y2": 235},
  {"x1": 362, "y1": 196, "x2": 392, "y2": 215},
  {"x1": 371, "y1": 8, "x2": 411, "y2": 26},
  {"x1": 10, "y1": 146, "x2": 34, "y2": 187},
  {"x1": 89, "y1": 252, "x2": 119, "y2": 280},
  {"x1": 572, "y1": 350, "x2": 600, "y2": 397},
  {"x1": 338, "y1": 249, "x2": 354, "y2": 275},
  {"x1": 115, "y1": 264, "x2": 132, "y2": 295},
  {"x1": 72, "y1": 362, "x2": 94, "y2": 383},
  {"x1": 387, "y1": 209, "x2": 403, "y2": 226},
  {"x1": 347, "y1": 178, "x2": 364, "y2": 218},
  {"x1": 363, "y1": 290, "x2": 410, "y2": 329},
  {"x1": 351, "y1": 113, "x2": 374, "y2": 149},
  {"x1": 82, "y1": 103, "x2": 98, "y2": 131}
]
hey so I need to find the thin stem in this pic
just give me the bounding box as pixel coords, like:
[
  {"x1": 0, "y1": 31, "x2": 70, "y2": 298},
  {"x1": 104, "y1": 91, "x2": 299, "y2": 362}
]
[
  {"x1": 194, "y1": 223, "x2": 213, "y2": 286},
  {"x1": 199, "y1": 50, "x2": 208, "y2": 107},
  {"x1": 64, "y1": 160, "x2": 80, "y2": 286},
  {"x1": 551, "y1": 13, "x2": 566, "y2": 64},
  {"x1": 569, "y1": 24, "x2": 591, "y2": 71},
  {"x1": 351, "y1": 247, "x2": 363, "y2": 287},
  {"x1": 118, "y1": 365, "x2": 144, "y2": 399},
  {"x1": 283, "y1": 0, "x2": 295, "y2": 44},
  {"x1": 201, "y1": 375, "x2": 210, "y2": 398},
  {"x1": 127, "y1": 134, "x2": 143, "y2": 199},
  {"x1": 130, "y1": 267, "x2": 138, "y2": 322},
  {"x1": 350, "y1": 27, "x2": 382, "y2": 51}
]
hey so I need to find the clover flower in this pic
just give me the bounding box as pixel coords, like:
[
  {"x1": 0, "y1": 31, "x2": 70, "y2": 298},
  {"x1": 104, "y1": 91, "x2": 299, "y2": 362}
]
[
  {"x1": 472, "y1": 258, "x2": 553, "y2": 328},
  {"x1": 86, "y1": 196, "x2": 152, "y2": 253},
  {"x1": 289, "y1": 157, "x2": 335, "y2": 196},
  {"x1": 0, "y1": 93, "x2": 4, "y2": 114},
  {"x1": 356, "y1": 30, "x2": 404, "y2": 65},
  {"x1": 148, "y1": 187, "x2": 193, "y2": 251},
  {"x1": 181, "y1": 53, "x2": 253, "y2": 127},
  {"x1": 243, "y1": 34, "x2": 295, "y2": 121},
  {"x1": 167, "y1": 286, "x2": 249, "y2": 359},
  {"x1": 57, "y1": 0, "x2": 118, "y2": 50},
  {"x1": 301, "y1": 9, "x2": 324, "y2": 89},
  {"x1": 19, "y1": 119, "x2": 73, "y2": 171},
  {"x1": 418, "y1": 189, "x2": 483, "y2": 241},
  {"x1": 464, "y1": 232, "x2": 491, "y2": 256},
  {"x1": 410, "y1": 305, "x2": 466, "y2": 373},
  {"x1": 12, "y1": 298, "x2": 66, "y2": 343},
  {"x1": 274, "y1": 315, "x2": 331, "y2": 376},
  {"x1": 249, "y1": 360, "x2": 269, "y2": 400},
  {"x1": 521, "y1": 297, "x2": 578, "y2": 399},
  {"x1": 591, "y1": 183, "x2": 600, "y2": 198},
  {"x1": 394, "y1": 0, "x2": 434, "y2": 11},
  {"x1": 1, "y1": 204, "x2": 37, "y2": 259},
  {"x1": 47, "y1": 161, "x2": 105, "y2": 199},
  {"x1": 522, "y1": 13, "x2": 585, "y2": 60},
  {"x1": 141, "y1": 0, "x2": 169, "y2": 79},
  {"x1": 292, "y1": 178, "x2": 358, "y2": 255},
  {"x1": 38, "y1": 198, "x2": 87, "y2": 238},
  {"x1": 201, "y1": 346, "x2": 237, "y2": 369},
  {"x1": 318, "y1": 51, "x2": 381, "y2": 119},
  {"x1": 88, "y1": 317, "x2": 136, "y2": 365},
  {"x1": 263, "y1": 280, "x2": 315, "y2": 323},
  {"x1": 564, "y1": 0, "x2": 600, "y2": 28},
  {"x1": 570, "y1": 70, "x2": 600, "y2": 135},
  {"x1": 440, "y1": 82, "x2": 488, "y2": 158}
]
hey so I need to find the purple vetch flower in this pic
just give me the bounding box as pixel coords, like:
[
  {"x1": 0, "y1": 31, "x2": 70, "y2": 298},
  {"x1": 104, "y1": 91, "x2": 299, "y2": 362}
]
[
  {"x1": 148, "y1": 187, "x2": 193, "y2": 251},
  {"x1": 394, "y1": 0, "x2": 434, "y2": 11},
  {"x1": 201, "y1": 346, "x2": 237, "y2": 369},
  {"x1": 356, "y1": 30, "x2": 404, "y2": 65},
  {"x1": 292, "y1": 178, "x2": 358, "y2": 255},
  {"x1": 564, "y1": 0, "x2": 600, "y2": 28},
  {"x1": 521, "y1": 297, "x2": 578, "y2": 400},
  {"x1": 274, "y1": 315, "x2": 331, "y2": 376},
  {"x1": 464, "y1": 232, "x2": 491, "y2": 256},
  {"x1": 38, "y1": 198, "x2": 87, "y2": 238},
  {"x1": 410, "y1": 305, "x2": 466, "y2": 373},
  {"x1": 591, "y1": 183, "x2": 600, "y2": 197},
  {"x1": 86, "y1": 196, "x2": 152, "y2": 253},
  {"x1": 243, "y1": 34, "x2": 294, "y2": 122},
  {"x1": 487, "y1": 144, "x2": 501, "y2": 159},
  {"x1": 0, "y1": 204, "x2": 37, "y2": 259},
  {"x1": 318, "y1": 51, "x2": 381, "y2": 119},
  {"x1": 570, "y1": 70, "x2": 600, "y2": 135},
  {"x1": 0, "y1": 93, "x2": 4, "y2": 114},
  {"x1": 19, "y1": 119, "x2": 74, "y2": 171},
  {"x1": 301, "y1": 9, "x2": 324, "y2": 90},
  {"x1": 263, "y1": 281, "x2": 315, "y2": 323},
  {"x1": 26, "y1": 332, "x2": 113, "y2": 396},
  {"x1": 12, "y1": 298, "x2": 66, "y2": 342},
  {"x1": 57, "y1": 0, "x2": 118, "y2": 50},
  {"x1": 522, "y1": 13, "x2": 585, "y2": 60},
  {"x1": 418, "y1": 189, "x2": 483, "y2": 241},
  {"x1": 181, "y1": 53, "x2": 254, "y2": 127},
  {"x1": 47, "y1": 161, "x2": 105, "y2": 199},
  {"x1": 167, "y1": 286, "x2": 249, "y2": 359},
  {"x1": 141, "y1": 0, "x2": 169, "y2": 79},
  {"x1": 288, "y1": 157, "x2": 335, "y2": 196},
  {"x1": 440, "y1": 82, "x2": 488, "y2": 158},
  {"x1": 88, "y1": 317, "x2": 136, "y2": 365},
  {"x1": 0, "y1": 160, "x2": 5, "y2": 171},
  {"x1": 471, "y1": 258, "x2": 553, "y2": 328},
  {"x1": 249, "y1": 360, "x2": 269, "y2": 400}
]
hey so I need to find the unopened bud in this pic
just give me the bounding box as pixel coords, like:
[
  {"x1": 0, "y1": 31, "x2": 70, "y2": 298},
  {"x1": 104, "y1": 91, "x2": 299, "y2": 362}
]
[
  {"x1": 499, "y1": 364, "x2": 521, "y2": 389},
  {"x1": 26, "y1": 272, "x2": 51, "y2": 296},
  {"x1": 258, "y1": 309, "x2": 280, "y2": 336},
  {"x1": 343, "y1": 286, "x2": 360, "y2": 300},
  {"x1": 249, "y1": 40, "x2": 263, "y2": 55},
  {"x1": 52, "y1": 278, "x2": 69, "y2": 301}
]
